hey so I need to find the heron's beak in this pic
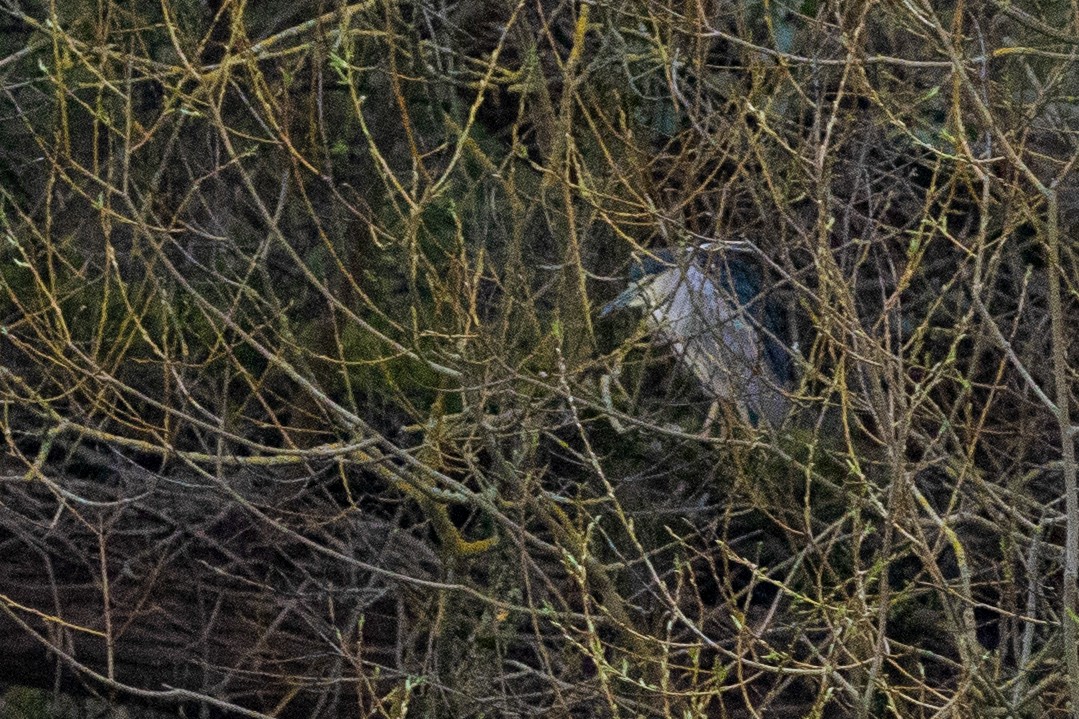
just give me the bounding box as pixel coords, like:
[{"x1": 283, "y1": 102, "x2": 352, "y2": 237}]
[{"x1": 600, "y1": 284, "x2": 645, "y2": 317}]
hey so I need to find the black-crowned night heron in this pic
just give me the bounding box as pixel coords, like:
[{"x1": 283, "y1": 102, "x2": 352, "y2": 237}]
[{"x1": 602, "y1": 243, "x2": 794, "y2": 428}]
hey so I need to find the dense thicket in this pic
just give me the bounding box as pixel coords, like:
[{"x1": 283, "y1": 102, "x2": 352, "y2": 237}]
[{"x1": 1, "y1": 1, "x2": 1078, "y2": 717}]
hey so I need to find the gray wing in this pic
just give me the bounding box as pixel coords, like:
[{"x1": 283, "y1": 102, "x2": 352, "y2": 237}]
[{"x1": 648, "y1": 265, "x2": 790, "y2": 426}]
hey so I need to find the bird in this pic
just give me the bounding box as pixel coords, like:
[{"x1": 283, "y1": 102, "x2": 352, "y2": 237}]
[{"x1": 601, "y1": 243, "x2": 794, "y2": 428}]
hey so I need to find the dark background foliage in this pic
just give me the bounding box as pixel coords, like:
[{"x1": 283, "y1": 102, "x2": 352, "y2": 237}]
[{"x1": 1, "y1": 1, "x2": 1078, "y2": 717}]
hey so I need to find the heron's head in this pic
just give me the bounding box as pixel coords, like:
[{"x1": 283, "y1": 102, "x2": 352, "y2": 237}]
[
  {"x1": 600, "y1": 249, "x2": 680, "y2": 317},
  {"x1": 601, "y1": 243, "x2": 769, "y2": 318}
]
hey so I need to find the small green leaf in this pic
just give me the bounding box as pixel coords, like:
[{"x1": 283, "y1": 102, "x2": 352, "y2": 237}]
[{"x1": 917, "y1": 85, "x2": 941, "y2": 103}]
